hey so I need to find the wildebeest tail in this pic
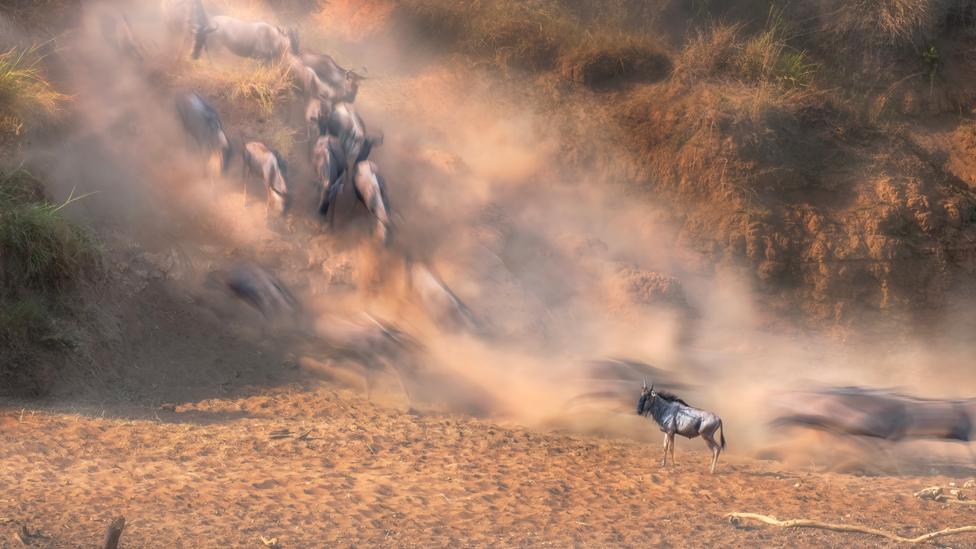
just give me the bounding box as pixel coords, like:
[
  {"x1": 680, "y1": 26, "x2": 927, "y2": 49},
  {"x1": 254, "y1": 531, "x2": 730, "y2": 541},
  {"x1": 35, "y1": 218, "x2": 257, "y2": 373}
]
[{"x1": 720, "y1": 420, "x2": 726, "y2": 449}]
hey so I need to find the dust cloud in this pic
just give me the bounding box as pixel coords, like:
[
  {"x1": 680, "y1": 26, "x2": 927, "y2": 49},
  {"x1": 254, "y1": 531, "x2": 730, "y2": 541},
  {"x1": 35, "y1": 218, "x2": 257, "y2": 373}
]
[{"x1": 10, "y1": 0, "x2": 976, "y2": 460}]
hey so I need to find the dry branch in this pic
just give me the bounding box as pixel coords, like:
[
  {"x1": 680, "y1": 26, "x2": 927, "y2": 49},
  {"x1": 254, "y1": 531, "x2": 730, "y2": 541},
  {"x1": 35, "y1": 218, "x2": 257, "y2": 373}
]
[
  {"x1": 102, "y1": 516, "x2": 125, "y2": 549},
  {"x1": 727, "y1": 512, "x2": 976, "y2": 544}
]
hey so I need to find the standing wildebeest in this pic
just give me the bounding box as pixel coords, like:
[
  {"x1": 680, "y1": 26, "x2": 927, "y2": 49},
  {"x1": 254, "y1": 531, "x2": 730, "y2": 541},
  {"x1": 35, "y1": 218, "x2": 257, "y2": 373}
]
[
  {"x1": 771, "y1": 386, "x2": 976, "y2": 464},
  {"x1": 193, "y1": 15, "x2": 298, "y2": 61},
  {"x1": 243, "y1": 141, "x2": 289, "y2": 217},
  {"x1": 175, "y1": 92, "x2": 232, "y2": 187},
  {"x1": 637, "y1": 381, "x2": 726, "y2": 473}
]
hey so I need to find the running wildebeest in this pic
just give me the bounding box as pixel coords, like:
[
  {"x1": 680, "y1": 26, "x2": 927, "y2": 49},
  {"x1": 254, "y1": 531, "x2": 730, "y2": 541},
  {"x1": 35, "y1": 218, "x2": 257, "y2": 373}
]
[
  {"x1": 564, "y1": 359, "x2": 691, "y2": 412},
  {"x1": 99, "y1": 12, "x2": 145, "y2": 63},
  {"x1": 311, "y1": 131, "x2": 391, "y2": 244},
  {"x1": 310, "y1": 133, "x2": 343, "y2": 215},
  {"x1": 312, "y1": 312, "x2": 421, "y2": 405},
  {"x1": 298, "y1": 51, "x2": 366, "y2": 104},
  {"x1": 317, "y1": 102, "x2": 382, "y2": 177},
  {"x1": 771, "y1": 386, "x2": 976, "y2": 465},
  {"x1": 242, "y1": 141, "x2": 289, "y2": 217},
  {"x1": 193, "y1": 15, "x2": 298, "y2": 61},
  {"x1": 349, "y1": 160, "x2": 393, "y2": 244},
  {"x1": 205, "y1": 262, "x2": 299, "y2": 321},
  {"x1": 161, "y1": 0, "x2": 207, "y2": 59},
  {"x1": 407, "y1": 260, "x2": 478, "y2": 332},
  {"x1": 175, "y1": 92, "x2": 232, "y2": 186},
  {"x1": 637, "y1": 381, "x2": 726, "y2": 473}
]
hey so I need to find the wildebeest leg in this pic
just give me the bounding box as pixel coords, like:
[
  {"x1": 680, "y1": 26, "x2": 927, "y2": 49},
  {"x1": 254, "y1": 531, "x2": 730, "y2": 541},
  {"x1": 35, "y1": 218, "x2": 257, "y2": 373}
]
[
  {"x1": 661, "y1": 433, "x2": 669, "y2": 467},
  {"x1": 702, "y1": 431, "x2": 720, "y2": 474},
  {"x1": 669, "y1": 432, "x2": 677, "y2": 466}
]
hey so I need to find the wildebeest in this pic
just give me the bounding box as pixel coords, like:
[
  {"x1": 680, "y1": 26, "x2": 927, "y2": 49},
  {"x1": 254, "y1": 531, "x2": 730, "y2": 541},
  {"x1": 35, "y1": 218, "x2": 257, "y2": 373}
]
[
  {"x1": 298, "y1": 51, "x2": 366, "y2": 104},
  {"x1": 193, "y1": 15, "x2": 298, "y2": 61},
  {"x1": 242, "y1": 141, "x2": 289, "y2": 217},
  {"x1": 348, "y1": 160, "x2": 393, "y2": 244},
  {"x1": 564, "y1": 359, "x2": 691, "y2": 412},
  {"x1": 99, "y1": 12, "x2": 145, "y2": 63},
  {"x1": 310, "y1": 133, "x2": 343, "y2": 216},
  {"x1": 637, "y1": 381, "x2": 726, "y2": 473},
  {"x1": 312, "y1": 312, "x2": 421, "y2": 405},
  {"x1": 317, "y1": 102, "x2": 382, "y2": 178},
  {"x1": 161, "y1": 0, "x2": 207, "y2": 59},
  {"x1": 205, "y1": 262, "x2": 299, "y2": 320},
  {"x1": 407, "y1": 260, "x2": 478, "y2": 332},
  {"x1": 175, "y1": 92, "x2": 232, "y2": 185},
  {"x1": 771, "y1": 386, "x2": 976, "y2": 462}
]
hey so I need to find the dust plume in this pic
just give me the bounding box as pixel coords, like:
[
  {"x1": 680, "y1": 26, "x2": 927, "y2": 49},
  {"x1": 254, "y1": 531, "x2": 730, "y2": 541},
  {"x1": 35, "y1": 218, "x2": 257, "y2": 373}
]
[{"x1": 12, "y1": 0, "x2": 976, "y2": 463}]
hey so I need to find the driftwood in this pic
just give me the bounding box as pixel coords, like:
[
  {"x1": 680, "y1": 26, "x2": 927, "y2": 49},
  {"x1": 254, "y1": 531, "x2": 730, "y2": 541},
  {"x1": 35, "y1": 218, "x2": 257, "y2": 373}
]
[
  {"x1": 727, "y1": 512, "x2": 976, "y2": 544},
  {"x1": 102, "y1": 516, "x2": 125, "y2": 549}
]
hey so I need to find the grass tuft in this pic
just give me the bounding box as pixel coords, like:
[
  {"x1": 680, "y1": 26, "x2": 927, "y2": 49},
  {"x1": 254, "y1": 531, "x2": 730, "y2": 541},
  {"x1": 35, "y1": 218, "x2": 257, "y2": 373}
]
[
  {"x1": 0, "y1": 46, "x2": 69, "y2": 139},
  {"x1": 0, "y1": 168, "x2": 101, "y2": 290}
]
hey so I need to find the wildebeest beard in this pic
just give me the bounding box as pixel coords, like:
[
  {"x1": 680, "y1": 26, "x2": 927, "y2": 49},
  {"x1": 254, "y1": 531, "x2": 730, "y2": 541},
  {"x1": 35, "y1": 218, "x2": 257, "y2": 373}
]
[{"x1": 636, "y1": 393, "x2": 648, "y2": 415}]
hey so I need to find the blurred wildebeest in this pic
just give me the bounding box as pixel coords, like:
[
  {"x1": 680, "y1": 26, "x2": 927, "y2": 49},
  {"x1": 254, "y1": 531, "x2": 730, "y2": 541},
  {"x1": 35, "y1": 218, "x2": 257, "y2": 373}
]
[
  {"x1": 99, "y1": 12, "x2": 145, "y2": 63},
  {"x1": 312, "y1": 133, "x2": 391, "y2": 243},
  {"x1": 205, "y1": 262, "x2": 299, "y2": 321},
  {"x1": 349, "y1": 160, "x2": 393, "y2": 244},
  {"x1": 564, "y1": 358, "x2": 691, "y2": 412},
  {"x1": 175, "y1": 92, "x2": 232, "y2": 186},
  {"x1": 313, "y1": 312, "x2": 421, "y2": 405},
  {"x1": 638, "y1": 381, "x2": 726, "y2": 473},
  {"x1": 161, "y1": 0, "x2": 207, "y2": 59},
  {"x1": 771, "y1": 386, "x2": 976, "y2": 463},
  {"x1": 310, "y1": 133, "x2": 343, "y2": 216},
  {"x1": 407, "y1": 259, "x2": 479, "y2": 333},
  {"x1": 193, "y1": 15, "x2": 298, "y2": 61},
  {"x1": 243, "y1": 141, "x2": 289, "y2": 217},
  {"x1": 317, "y1": 102, "x2": 383, "y2": 180},
  {"x1": 298, "y1": 51, "x2": 366, "y2": 104}
]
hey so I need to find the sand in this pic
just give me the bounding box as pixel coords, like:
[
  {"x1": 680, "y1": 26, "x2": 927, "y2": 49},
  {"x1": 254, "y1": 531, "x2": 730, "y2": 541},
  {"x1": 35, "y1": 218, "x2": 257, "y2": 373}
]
[{"x1": 2, "y1": 384, "x2": 975, "y2": 548}]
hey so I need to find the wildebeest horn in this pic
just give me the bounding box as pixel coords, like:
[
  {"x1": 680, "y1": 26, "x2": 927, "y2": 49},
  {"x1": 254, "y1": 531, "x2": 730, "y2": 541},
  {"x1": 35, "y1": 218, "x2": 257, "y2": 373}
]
[
  {"x1": 642, "y1": 377, "x2": 647, "y2": 389},
  {"x1": 650, "y1": 384, "x2": 654, "y2": 393}
]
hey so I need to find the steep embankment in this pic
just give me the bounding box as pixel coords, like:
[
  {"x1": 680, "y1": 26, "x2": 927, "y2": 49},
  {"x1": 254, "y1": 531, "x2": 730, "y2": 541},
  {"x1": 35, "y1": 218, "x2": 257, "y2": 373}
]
[{"x1": 363, "y1": 0, "x2": 976, "y2": 332}]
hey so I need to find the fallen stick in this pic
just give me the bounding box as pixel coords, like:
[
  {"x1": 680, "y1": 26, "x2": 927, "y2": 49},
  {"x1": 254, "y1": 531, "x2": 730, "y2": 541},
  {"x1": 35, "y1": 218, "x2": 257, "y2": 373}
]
[
  {"x1": 727, "y1": 512, "x2": 976, "y2": 544},
  {"x1": 102, "y1": 516, "x2": 125, "y2": 549}
]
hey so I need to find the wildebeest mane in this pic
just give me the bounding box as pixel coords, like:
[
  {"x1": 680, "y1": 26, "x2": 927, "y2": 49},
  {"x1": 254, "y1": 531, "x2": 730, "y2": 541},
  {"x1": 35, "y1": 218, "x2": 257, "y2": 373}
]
[{"x1": 655, "y1": 390, "x2": 690, "y2": 406}]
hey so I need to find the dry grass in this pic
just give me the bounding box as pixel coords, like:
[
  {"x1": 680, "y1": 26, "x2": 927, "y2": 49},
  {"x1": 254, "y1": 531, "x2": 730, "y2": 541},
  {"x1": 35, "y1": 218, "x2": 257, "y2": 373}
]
[
  {"x1": 396, "y1": 0, "x2": 671, "y2": 88},
  {"x1": 183, "y1": 59, "x2": 292, "y2": 117},
  {"x1": 0, "y1": 46, "x2": 69, "y2": 139},
  {"x1": 818, "y1": 0, "x2": 970, "y2": 47}
]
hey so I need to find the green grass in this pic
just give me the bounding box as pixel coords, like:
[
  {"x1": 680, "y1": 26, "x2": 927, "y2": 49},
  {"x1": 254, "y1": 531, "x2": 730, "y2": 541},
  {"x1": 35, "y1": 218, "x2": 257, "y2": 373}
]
[
  {"x1": 0, "y1": 168, "x2": 100, "y2": 290},
  {"x1": 0, "y1": 46, "x2": 69, "y2": 139}
]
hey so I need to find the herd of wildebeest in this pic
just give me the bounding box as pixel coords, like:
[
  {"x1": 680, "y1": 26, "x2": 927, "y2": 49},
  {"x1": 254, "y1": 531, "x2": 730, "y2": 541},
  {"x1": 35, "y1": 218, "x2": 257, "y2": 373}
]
[{"x1": 95, "y1": 1, "x2": 976, "y2": 474}]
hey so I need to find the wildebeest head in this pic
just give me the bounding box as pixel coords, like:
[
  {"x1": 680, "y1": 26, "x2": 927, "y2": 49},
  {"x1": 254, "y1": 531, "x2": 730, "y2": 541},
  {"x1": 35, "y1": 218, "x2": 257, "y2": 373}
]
[{"x1": 636, "y1": 379, "x2": 656, "y2": 415}]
